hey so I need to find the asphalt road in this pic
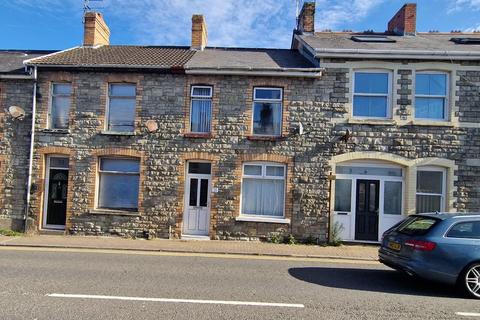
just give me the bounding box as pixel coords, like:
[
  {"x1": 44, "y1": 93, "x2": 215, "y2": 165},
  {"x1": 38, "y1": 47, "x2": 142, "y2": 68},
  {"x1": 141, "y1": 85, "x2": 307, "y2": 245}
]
[{"x1": 0, "y1": 247, "x2": 478, "y2": 320}]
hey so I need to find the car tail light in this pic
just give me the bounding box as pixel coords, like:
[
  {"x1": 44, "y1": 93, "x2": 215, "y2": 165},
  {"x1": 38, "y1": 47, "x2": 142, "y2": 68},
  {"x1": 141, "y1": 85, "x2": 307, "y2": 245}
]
[{"x1": 404, "y1": 240, "x2": 437, "y2": 251}]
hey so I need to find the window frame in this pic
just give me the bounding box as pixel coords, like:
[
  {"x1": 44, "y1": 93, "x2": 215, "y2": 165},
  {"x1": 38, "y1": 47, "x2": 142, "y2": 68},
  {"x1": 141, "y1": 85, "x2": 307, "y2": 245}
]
[
  {"x1": 96, "y1": 156, "x2": 140, "y2": 212},
  {"x1": 48, "y1": 82, "x2": 72, "y2": 129},
  {"x1": 416, "y1": 166, "x2": 447, "y2": 213},
  {"x1": 444, "y1": 220, "x2": 480, "y2": 240},
  {"x1": 251, "y1": 87, "x2": 284, "y2": 137},
  {"x1": 240, "y1": 162, "x2": 287, "y2": 219},
  {"x1": 352, "y1": 69, "x2": 393, "y2": 119},
  {"x1": 189, "y1": 85, "x2": 213, "y2": 133},
  {"x1": 105, "y1": 83, "x2": 137, "y2": 133},
  {"x1": 414, "y1": 71, "x2": 450, "y2": 121}
]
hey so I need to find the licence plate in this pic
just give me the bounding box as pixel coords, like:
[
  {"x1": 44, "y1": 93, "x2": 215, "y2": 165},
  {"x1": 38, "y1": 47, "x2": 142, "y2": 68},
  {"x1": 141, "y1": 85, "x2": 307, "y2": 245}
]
[{"x1": 387, "y1": 241, "x2": 401, "y2": 251}]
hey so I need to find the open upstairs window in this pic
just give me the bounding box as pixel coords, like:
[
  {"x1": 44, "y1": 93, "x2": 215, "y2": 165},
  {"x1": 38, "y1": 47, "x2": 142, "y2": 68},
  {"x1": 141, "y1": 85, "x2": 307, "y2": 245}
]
[{"x1": 252, "y1": 88, "x2": 283, "y2": 136}]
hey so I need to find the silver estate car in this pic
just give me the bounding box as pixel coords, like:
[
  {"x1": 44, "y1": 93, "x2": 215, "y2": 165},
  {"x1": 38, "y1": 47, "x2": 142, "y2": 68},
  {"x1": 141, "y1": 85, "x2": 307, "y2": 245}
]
[{"x1": 379, "y1": 213, "x2": 480, "y2": 299}]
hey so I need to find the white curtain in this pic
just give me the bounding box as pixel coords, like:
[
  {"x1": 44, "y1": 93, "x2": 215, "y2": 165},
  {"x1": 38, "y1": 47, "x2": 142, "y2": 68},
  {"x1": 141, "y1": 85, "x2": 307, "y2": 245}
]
[
  {"x1": 191, "y1": 99, "x2": 211, "y2": 133},
  {"x1": 242, "y1": 178, "x2": 284, "y2": 216}
]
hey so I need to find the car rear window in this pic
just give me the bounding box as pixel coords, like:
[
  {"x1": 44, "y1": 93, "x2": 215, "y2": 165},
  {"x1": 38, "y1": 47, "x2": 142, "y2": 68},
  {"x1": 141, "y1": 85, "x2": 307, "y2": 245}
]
[{"x1": 397, "y1": 216, "x2": 440, "y2": 236}]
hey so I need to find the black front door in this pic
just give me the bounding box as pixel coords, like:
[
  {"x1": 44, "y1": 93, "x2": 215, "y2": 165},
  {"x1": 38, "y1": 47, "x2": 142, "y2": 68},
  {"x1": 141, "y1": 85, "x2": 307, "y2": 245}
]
[
  {"x1": 355, "y1": 180, "x2": 380, "y2": 241},
  {"x1": 46, "y1": 169, "x2": 68, "y2": 227}
]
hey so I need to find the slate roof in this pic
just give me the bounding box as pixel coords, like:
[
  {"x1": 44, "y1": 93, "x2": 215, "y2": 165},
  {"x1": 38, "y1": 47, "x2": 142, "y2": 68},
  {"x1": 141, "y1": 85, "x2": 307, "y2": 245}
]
[
  {"x1": 25, "y1": 46, "x2": 196, "y2": 69},
  {"x1": 0, "y1": 50, "x2": 56, "y2": 75},
  {"x1": 185, "y1": 48, "x2": 317, "y2": 70},
  {"x1": 299, "y1": 32, "x2": 480, "y2": 59}
]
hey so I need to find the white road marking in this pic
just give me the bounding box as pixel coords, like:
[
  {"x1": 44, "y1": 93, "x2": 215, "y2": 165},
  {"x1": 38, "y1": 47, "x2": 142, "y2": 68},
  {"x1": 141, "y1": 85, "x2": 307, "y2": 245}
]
[
  {"x1": 456, "y1": 313, "x2": 480, "y2": 317},
  {"x1": 47, "y1": 293, "x2": 305, "y2": 308}
]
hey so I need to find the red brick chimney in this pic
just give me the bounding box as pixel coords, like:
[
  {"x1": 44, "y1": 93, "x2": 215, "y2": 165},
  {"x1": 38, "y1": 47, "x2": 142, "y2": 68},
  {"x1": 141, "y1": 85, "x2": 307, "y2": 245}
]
[
  {"x1": 388, "y1": 3, "x2": 417, "y2": 35},
  {"x1": 297, "y1": 2, "x2": 315, "y2": 33},
  {"x1": 83, "y1": 12, "x2": 110, "y2": 46},
  {"x1": 191, "y1": 15, "x2": 208, "y2": 51}
]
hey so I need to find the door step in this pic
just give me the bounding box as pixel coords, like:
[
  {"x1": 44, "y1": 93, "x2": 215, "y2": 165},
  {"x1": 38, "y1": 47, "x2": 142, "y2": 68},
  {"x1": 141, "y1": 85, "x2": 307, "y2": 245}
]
[
  {"x1": 39, "y1": 229, "x2": 66, "y2": 236},
  {"x1": 181, "y1": 235, "x2": 211, "y2": 241}
]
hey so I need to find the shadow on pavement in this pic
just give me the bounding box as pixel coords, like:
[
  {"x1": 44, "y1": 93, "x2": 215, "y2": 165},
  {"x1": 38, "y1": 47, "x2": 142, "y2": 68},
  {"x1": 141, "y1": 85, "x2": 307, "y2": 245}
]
[{"x1": 288, "y1": 267, "x2": 462, "y2": 298}]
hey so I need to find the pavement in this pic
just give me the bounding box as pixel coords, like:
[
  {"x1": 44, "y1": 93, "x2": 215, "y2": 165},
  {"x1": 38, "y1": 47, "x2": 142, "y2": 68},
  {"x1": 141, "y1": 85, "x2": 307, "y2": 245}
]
[
  {"x1": 0, "y1": 247, "x2": 475, "y2": 320},
  {"x1": 0, "y1": 234, "x2": 379, "y2": 261}
]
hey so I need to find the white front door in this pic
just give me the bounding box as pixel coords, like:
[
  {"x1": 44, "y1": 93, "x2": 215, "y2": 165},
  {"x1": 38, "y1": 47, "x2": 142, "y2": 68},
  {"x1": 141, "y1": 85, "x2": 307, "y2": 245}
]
[{"x1": 183, "y1": 162, "x2": 211, "y2": 236}]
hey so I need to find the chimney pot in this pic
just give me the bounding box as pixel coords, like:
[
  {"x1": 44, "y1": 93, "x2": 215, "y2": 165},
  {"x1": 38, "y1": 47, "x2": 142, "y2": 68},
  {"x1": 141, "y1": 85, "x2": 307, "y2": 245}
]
[
  {"x1": 297, "y1": 2, "x2": 315, "y2": 33},
  {"x1": 83, "y1": 12, "x2": 110, "y2": 46},
  {"x1": 191, "y1": 15, "x2": 208, "y2": 50},
  {"x1": 387, "y1": 3, "x2": 417, "y2": 36}
]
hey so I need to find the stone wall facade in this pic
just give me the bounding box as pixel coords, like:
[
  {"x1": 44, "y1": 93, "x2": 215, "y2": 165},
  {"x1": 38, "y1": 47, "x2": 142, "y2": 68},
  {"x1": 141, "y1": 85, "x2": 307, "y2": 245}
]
[
  {"x1": 23, "y1": 61, "x2": 480, "y2": 241},
  {"x1": 0, "y1": 79, "x2": 33, "y2": 231}
]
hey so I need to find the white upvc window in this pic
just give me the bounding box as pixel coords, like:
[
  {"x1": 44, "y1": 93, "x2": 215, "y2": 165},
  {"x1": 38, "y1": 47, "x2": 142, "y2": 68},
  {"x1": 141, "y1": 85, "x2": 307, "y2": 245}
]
[
  {"x1": 352, "y1": 70, "x2": 392, "y2": 119},
  {"x1": 416, "y1": 167, "x2": 446, "y2": 213},
  {"x1": 414, "y1": 71, "x2": 449, "y2": 120},
  {"x1": 49, "y1": 83, "x2": 72, "y2": 129},
  {"x1": 106, "y1": 83, "x2": 136, "y2": 132},
  {"x1": 241, "y1": 163, "x2": 286, "y2": 217},
  {"x1": 190, "y1": 86, "x2": 212, "y2": 133},
  {"x1": 97, "y1": 157, "x2": 140, "y2": 211},
  {"x1": 252, "y1": 87, "x2": 283, "y2": 136}
]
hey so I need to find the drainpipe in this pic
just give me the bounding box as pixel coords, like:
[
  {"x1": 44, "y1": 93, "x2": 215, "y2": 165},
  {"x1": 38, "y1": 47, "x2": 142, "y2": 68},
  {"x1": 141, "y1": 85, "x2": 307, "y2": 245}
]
[{"x1": 24, "y1": 66, "x2": 37, "y2": 233}]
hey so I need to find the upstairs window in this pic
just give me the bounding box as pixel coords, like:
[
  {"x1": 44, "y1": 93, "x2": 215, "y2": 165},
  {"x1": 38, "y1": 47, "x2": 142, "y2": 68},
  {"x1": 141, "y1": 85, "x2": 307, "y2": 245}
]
[
  {"x1": 50, "y1": 83, "x2": 72, "y2": 129},
  {"x1": 107, "y1": 84, "x2": 136, "y2": 132},
  {"x1": 98, "y1": 157, "x2": 140, "y2": 211},
  {"x1": 353, "y1": 71, "x2": 391, "y2": 118},
  {"x1": 252, "y1": 88, "x2": 283, "y2": 136},
  {"x1": 190, "y1": 86, "x2": 212, "y2": 133},
  {"x1": 415, "y1": 72, "x2": 448, "y2": 120}
]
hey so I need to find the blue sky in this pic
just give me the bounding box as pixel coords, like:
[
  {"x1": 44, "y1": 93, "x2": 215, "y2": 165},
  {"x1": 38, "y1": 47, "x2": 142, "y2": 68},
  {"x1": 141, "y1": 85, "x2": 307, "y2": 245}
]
[{"x1": 1, "y1": 0, "x2": 479, "y2": 50}]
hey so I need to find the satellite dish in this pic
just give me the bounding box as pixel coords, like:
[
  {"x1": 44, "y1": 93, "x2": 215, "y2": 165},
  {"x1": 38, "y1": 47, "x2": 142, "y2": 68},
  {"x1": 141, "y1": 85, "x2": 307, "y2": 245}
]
[
  {"x1": 8, "y1": 106, "x2": 26, "y2": 119},
  {"x1": 145, "y1": 120, "x2": 158, "y2": 133}
]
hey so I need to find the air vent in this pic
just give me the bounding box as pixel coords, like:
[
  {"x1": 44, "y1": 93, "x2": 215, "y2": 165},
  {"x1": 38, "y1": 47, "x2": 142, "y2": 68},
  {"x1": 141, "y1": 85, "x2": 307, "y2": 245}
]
[
  {"x1": 450, "y1": 37, "x2": 480, "y2": 44},
  {"x1": 351, "y1": 35, "x2": 396, "y2": 43}
]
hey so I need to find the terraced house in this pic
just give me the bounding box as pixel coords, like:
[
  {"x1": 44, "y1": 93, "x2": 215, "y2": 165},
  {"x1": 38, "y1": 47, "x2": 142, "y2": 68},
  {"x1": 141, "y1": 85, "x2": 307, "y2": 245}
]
[{"x1": 1, "y1": 2, "x2": 479, "y2": 243}]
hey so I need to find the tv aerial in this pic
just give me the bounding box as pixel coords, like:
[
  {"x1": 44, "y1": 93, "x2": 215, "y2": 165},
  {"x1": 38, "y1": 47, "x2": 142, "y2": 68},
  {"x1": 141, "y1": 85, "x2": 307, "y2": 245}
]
[{"x1": 83, "y1": 0, "x2": 105, "y2": 22}]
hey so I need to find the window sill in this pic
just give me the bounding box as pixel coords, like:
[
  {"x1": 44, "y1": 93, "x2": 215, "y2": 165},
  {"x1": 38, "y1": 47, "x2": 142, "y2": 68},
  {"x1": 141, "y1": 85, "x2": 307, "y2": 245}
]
[
  {"x1": 184, "y1": 133, "x2": 213, "y2": 139},
  {"x1": 89, "y1": 209, "x2": 140, "y2": 216},
  {"x1": 236, "y1": 216, "x2": 291, "y2": 224},
  {"x1": 246, "y1": 135, "x2": 284, "y2": 141},
  {"x1": 348, "y1": 118, "x2": 396, "y2": 126},
  {"x1": 42, "y1": 128, "x2": 71, "y2": 134},
  {"x1": 100, "y1": 131, "x2": 136, "y2": 136},
  {"x1": 409, "y1": 120, "x2": 454, "y2": 127}
]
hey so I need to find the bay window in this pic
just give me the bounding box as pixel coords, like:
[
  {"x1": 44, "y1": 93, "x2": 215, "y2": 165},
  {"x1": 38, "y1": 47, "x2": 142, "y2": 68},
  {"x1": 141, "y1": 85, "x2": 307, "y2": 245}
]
[
  {"x1": 98, "y1": 157, "x2": 140, "y2": 211},
  {"x1": 107, "y1": 83, "x2": 136, "y2": 132},
  {"x1": 241, "y1": 163, "x2": 286, "y2": 217},
  {"x1": 50, "y1": 83, "x2": 72, "y2": 129},
  {"x1": 415, "y1": 72, "x2": 448, "y2": 120},
  {"x1": 252, "y1": 88, "x2": 283, "y2": 136},
  {"x1": 190, "y1": 86, "x2": 212, "y2": 133},
  {"x1": 353, "y1": 71, "x2": 391, "y2": 118},
  {"x1": 416, "y1": 168, "x2": 445, "y2": 213}
]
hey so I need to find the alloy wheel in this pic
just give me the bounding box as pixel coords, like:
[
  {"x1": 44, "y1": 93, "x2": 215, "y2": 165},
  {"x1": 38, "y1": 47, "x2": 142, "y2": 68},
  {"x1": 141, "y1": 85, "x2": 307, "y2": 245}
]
[{"x1": 466, "y1": 264, "x2": 480, "y2": 298}]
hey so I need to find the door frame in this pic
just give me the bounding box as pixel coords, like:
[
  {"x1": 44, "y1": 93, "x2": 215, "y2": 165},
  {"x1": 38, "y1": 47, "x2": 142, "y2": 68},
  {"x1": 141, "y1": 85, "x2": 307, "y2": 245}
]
[
  {"x1": 42, "y1": 155, "x2": 69, "y2": 230},
  {"x1": 333, "y1": 162, "x2": 405, "y2": 242},
  {"x1": 182, "y1": 160, "x2": 212, "y2": 236}
]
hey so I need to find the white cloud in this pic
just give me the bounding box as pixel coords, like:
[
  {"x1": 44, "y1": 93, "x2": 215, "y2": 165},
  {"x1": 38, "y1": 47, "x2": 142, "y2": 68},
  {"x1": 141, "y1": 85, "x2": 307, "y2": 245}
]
[
  {"x1": 464, "y1": 24, "x2": 480, "y2": 32},
  {"x1": 315, "y1": 0, "x2": 386, "y2": 31},
  {"x1": 448, "y1": 0, "x2": 480, "y2": 13},
  {"x1": 6, "y1": 0, "x2": 387, "y2": 48}
]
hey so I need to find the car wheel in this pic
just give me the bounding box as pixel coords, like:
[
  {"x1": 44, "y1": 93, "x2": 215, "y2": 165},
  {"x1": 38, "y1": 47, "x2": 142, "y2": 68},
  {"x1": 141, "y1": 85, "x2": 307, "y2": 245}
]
[{"x1": 464, "y1": 263, "x2": 480, "y2": 299}]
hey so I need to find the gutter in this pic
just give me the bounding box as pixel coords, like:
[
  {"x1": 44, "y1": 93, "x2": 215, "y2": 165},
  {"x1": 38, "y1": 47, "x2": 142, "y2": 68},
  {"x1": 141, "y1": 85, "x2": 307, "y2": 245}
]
[
  {"x1": 23, "y1": 63, "x2": 177, "y2": 71},
  {"x1": 313, "y1": 48, "x2": 480, "y2": 60},
  {"x1": 24, "y1": 66, "x2": 37, "y2": 233},
  {"x1": 185, "y1": 67, "x2": 323, "y2": 78},
  {"x1": 0, "y1": 74, "x2": 35, "y2": 79}
]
